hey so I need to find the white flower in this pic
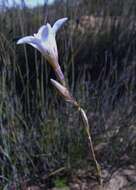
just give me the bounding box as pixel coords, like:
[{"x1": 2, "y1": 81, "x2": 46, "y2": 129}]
[{"x1": 17, "y1": 17, "x2": 68, "y2": 83}]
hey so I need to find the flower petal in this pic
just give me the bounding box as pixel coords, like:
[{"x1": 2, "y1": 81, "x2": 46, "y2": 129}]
[
  {"x1": 52, "y1": 17, "x2": 68, "y2": 34},
  {"x1": 17, "y1": 36, "x2": 38, "y2": 45},
  {"x1": 28, "y1": 43, "x2": 41, "y2": 52},
  {"x1": 17, "y1": 36, "x2": 47, "y2": 55},
  {"x1": 37, "y1": 23, "x2": 52, "y2": 40},
  {"x1": 36, "y1": 25, "x2": 48, "y2": 39}
]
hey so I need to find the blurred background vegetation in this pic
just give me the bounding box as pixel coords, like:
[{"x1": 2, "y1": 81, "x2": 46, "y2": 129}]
[{"x1": 0, "y1": 0, "x2": 136, "y2": 189}]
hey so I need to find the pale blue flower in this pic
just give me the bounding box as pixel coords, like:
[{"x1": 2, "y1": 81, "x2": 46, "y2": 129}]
[{"x1": 17, "y1": 18, "x2": 68, "y2": 83}]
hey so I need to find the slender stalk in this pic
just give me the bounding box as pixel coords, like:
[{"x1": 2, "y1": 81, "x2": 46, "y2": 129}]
[
  {"x1": 50, "y1": 79, "x2": 102, "y2": 184},
  {"x1": 77, "y1": 105, "x2": 102, "y2": 185}
]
